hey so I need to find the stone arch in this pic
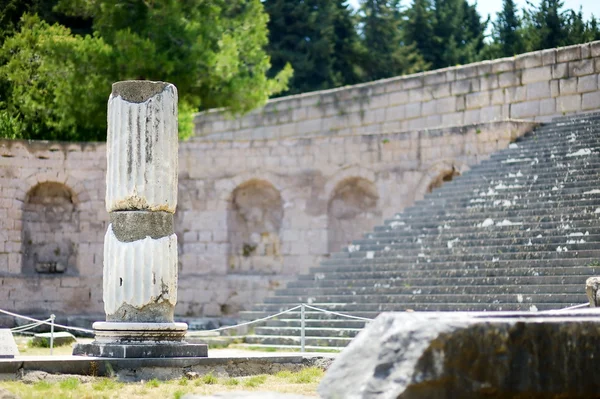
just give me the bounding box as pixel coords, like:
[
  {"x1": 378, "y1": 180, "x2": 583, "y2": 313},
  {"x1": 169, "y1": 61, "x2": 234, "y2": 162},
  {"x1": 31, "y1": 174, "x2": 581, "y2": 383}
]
[
  {"x1": 22, "y1": 181, "x2": 80, "y2": 274},
  {"x1": 415, "y1": 159, "x2": 469, "y2": 199},
  {"x1": 327, "y1": 177, "x2": 380, "y2": 253},
  {"x1": 227, "y1": 179, "x2": 284, "y2": 274}
]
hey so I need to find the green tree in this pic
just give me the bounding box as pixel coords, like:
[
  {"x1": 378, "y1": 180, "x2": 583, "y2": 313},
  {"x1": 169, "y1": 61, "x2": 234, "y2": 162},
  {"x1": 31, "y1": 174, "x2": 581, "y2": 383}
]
[
  {"x1": 0, "y1": 14, "x2": 112, "y2": 141},
  {"x1": 403, "y1": 0, "x2": 436, "y2": 68},
  {"x1": 0, "y1": 1, "x2": 291, "y2": 141},
  {"x1": 359, "y1": 0, "x2": 426, "y2": 81},
  {"x1": 487, "y1": 0, "x2": 524, "y2": 58},
  {"x1": 522, "y1": 0, "x2": 569, "y2": 51},
  {"x1": 265, "y1": 0, "x2": 355, "y2": 94}
]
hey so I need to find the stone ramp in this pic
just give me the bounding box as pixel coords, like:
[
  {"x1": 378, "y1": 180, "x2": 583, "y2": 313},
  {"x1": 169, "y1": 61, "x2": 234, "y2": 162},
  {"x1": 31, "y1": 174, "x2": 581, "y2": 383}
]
[{"x1": 239, "y1": 113, "x2": 600, "y2": 348}]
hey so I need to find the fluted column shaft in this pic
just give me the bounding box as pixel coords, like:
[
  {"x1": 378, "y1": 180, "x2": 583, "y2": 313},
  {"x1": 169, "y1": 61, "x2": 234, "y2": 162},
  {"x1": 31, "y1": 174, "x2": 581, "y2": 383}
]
[{"x1": 103, "y1": 81, "x2": 179, "y2": 323}]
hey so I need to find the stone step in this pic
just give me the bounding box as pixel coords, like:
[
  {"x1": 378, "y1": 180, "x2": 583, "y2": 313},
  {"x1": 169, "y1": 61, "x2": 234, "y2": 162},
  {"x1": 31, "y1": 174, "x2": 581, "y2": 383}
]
[
  {"x1": 232, "y1": 343, "x2": 346, "y2": 352},
  {"x1": 410, "y1": 193, "x2": 600, "y2": 211},
  {"x1": 457, "y1": 156, "x2": 599, "y2": 175},
  {"x1": 301, "y1": 266, "x2": 600, "y2": 281},
  {"x1": 403, "y1": 199, "x2": 600, "y2": 218},
  {"x1": 248, "y1": 302, "x2": 580, "y2": 313},
  {"x1": 277, "y1": 284, "x2": 583, "y2": 297},
  {"x1": 386, "y1": 205, "x2": 600, "y2": 227},
  {"x1": 371, "y1": 218, "x2": 600, "y2": 235},
  {"x1": 262, "y1": 293, "x2": 586, "y2": 305},
  {"x1": 315, "y1": 257, "x2": 597, "y2": 273},
  {"x1": 265, "y1": 319, "x2": 367, "y2": 329},
  {"x1": 243, "y1": 335, "x2": 353, "y2": 348},
  {"x1": 345, "y1": 235, "x2": 600, "y2": 253},
  {"x1": 353, "y1": 232, "x2": 600, "y2": 249},
  {"x1": 432, "y1": 173, "x2": 600, "y2": 195},
  {"x1": 324, "y1": 249, "x2": 600, "y2": 265},
  {"x1": 253, "y1": 326, "x2": 362, "y2": 338},
  {"x1": 289, "y1": 275, "x2": 587, "y2": 290},
  {"x1": 335, "y1": 243, "x2": 600, "y2": 261}
]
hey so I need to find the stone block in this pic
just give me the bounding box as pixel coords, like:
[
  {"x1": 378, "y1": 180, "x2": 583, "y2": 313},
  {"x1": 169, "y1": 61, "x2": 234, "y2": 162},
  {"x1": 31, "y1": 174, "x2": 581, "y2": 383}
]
[
  {"x1": 385, "y1": 104, "x2": 406, "y2": 121},
  {"x1": 552, "y1": 63, "x2": 568, "y2": 79},
  {"x1": 465, "y1": 92, "x2": 490, "y2": 109},
  {"x1": 539, "y1": 98, "x2": 556, "y2": 115},
  {"x1": 510, "y1": 100, "x2": 540, "y2": 118},
  {"x1": 455, "y1": 65, "x2": 478, "y2": 80},
  {"x1": 430, "y1": 83, "x2": 451, "y2": 99},
  {"x1": 559, "y1": 77, "x2": 578, "y2": 95},
  {"x1": 557, "y1": 44, "x2": 581, "y2": 62},
  {"x1": 525, "y1": 81, "x2": 551, "y2": 100},
  {"x1": 388, "y1": 90, "x2": 409, "y2": 105},
  {"x1": 578, "y1": 75, "x2": 598, "y2": 93},
  {"x1": 319, "y1": 312, "x2": 600, "y2": 399},
  {"x1": 479, "y1": 75, "x2": 498, "y2": 91},
  {"x1": 402, "y1": 75, "x2": 424, "y2": 89},
  {"x1": 490, "y1": 89, "x2": 504, "y2": 105},
  {"x1": 490, "y1": 58, "x2": 514, "y2": 73},
  {"x1": 569, "y1": 59, "x2": 594, "y2": 76},
  {"x1": 557, "y1": 94, "x2": 582, "y2": 112},
  {"x1": 591, "y1": 41, "x2": 600, "y2": 57},
  {"x1": 463, "y1": 109, "x2": 480, "y2": 124},
  {"x1": 504, "y1": 86, "x2": 526, "y2": 103},
  {"x1": 442, "y1": 112, "x2": 464, "y2": 126},
  {"x1": 515, "y1": 51, "x2": 542, "y2": 69},
  {"x1": 582, "y1": 92, "x2": 600, "y2": 110},
  {"x1": 551, "y1": 80, "x2": 560, "y2": 97},
  {"x1": 408, "y1": 88, "x2": 432, "y2": 103},
  {"x1": 451, "y1": 79, "x2": 478, "y2": 95},
  {"x1": 581, "y1": 43, "x2": 591, "y2": 59},
  {"x1": 498, "y1": 71, "x2": 520, "y2": 88},
  {"x1": 541, "y1": 48, "x2": 557, "y2": 65},
  {"x1": 521, "y1": 66, "x2": 552, "y2": 84},
  {"x1": 405, "y1": 103, "x2": 421, "y2": 119},
  {"x1": 423, "y1": 71, "x2": 446, "y2": 85}
]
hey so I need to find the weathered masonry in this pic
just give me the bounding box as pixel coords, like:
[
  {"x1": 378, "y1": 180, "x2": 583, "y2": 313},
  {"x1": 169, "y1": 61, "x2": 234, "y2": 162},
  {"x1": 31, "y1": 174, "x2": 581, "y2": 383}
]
[{"x1": 1, "y1": 40, "x2": 600, "y2": 318}]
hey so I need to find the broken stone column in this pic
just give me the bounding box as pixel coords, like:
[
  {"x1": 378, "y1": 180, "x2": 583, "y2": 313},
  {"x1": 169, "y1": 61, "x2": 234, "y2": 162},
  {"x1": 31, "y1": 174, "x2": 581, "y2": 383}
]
[
  {"x1": 586, "y1": 276, "x2": 600, "y2": 307},
  {"x1": 73, "y1": 81, "x2": 206, "y2": 358}
]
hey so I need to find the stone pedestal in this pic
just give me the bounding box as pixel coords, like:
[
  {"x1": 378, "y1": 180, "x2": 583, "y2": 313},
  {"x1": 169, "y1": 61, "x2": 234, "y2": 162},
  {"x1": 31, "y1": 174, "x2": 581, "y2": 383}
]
[{"x1": 73, "y1": 81, "x2": 206, "y2": 358}]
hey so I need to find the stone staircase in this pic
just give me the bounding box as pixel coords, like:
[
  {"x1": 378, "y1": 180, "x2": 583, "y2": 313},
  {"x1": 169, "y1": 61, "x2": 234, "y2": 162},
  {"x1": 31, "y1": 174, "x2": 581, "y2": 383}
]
[{"x1": 238, "y1": 113, "x2": 600, "y2": 350}]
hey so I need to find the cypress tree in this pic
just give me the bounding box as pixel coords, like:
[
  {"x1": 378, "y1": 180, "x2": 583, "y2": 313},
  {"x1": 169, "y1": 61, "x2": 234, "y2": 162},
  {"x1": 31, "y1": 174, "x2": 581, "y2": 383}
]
[{"x1": 491, "y1": 0, "x2": 524, "y2": 57}]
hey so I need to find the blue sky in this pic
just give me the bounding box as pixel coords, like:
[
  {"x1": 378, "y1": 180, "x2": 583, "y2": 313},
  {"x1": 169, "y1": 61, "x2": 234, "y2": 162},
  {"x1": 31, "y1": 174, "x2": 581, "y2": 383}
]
[{"x1": 348, "y1": 0, "x2": 600, "y2": 21}]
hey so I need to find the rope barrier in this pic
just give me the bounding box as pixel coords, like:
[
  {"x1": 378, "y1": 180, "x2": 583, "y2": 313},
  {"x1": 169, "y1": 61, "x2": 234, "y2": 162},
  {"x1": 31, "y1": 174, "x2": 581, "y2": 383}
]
[
  {"x1": 303, "y1": 304, "x2": 374, "y2": 321},
  {"x1": 10, "y1": 319, "x2": 51, "y2": 333},
  {"x1": 0, "y1": 308, "x2": 94, "y2": 334},
  {"x1": 203, "y1": 305, "x2": 302, "y2": 333}
]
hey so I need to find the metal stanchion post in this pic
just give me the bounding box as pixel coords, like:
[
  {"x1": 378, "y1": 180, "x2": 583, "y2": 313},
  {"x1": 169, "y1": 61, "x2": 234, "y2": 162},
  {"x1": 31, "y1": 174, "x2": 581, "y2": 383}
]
[
  {"x1": 300, "y1": 304, "x2": 306, "y2": 353},
  {"x1": 50, "y1": 314, "x2": 55, "y2": 356}
]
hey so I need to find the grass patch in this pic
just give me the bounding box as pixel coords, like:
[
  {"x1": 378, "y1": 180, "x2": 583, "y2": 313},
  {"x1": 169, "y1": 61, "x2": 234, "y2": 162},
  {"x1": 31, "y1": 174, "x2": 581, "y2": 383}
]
[
  {"x1": 243, "y1": 375, "x2": 268, "y2": 388},
  {"x1": 58, "y1": 377, "x2": 80, "y2": 390},
  {"x1": 223, "y1": 378, "x2": 240, "y2": 386},
  {"x1": 0, "y1": 366, "x2": 325, "y2": 398}
]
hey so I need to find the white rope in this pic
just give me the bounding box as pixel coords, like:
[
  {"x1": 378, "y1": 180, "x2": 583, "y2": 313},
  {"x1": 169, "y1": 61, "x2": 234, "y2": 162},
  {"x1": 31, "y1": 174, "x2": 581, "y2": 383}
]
[
  {"x1": 0, "y1": 308, "x2": 94, "y2": 334},
  {"x1": 303, "y1": 304, "x2": 374, "y2": 321},
  {"x1": 10, "y1": 319, "x2": 51, "y2": 333},
  {"x1": 537, "y1": 302, "x2": 590, "y2": 313},
  {"x1": 203, "y1": 305, "x2": 303, "y2": 332}
]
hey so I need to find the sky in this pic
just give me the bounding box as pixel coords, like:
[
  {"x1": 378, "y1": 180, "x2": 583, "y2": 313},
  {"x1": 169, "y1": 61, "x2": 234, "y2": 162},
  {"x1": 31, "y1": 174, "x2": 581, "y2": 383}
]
[{"x1": 348, "y1": 0, "x2": 600, "y2": 21}]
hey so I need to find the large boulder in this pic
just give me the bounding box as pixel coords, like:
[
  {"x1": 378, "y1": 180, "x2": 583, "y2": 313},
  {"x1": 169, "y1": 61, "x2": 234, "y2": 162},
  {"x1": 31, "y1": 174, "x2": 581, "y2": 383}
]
[{"x1": 319, "y1": 311, "x2": 600, "y2": 399}]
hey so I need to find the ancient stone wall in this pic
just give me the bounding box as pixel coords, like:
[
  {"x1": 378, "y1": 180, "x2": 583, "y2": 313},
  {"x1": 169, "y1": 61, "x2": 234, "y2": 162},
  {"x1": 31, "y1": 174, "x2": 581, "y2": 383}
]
[
  {"x1": 2, "y1": 41, "x2": 600, "y2": 318},
  {"x1": 195, "y1": 41, "x2": 600, "y2": 140},
  {"x1": 0, "y1": 121, "x2": 533, "y2": 317}
]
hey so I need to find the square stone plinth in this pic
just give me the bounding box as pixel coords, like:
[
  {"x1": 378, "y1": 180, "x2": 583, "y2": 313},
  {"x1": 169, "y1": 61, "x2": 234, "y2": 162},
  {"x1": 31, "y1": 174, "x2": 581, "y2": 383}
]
[{"x1": 72, "y1": 342, "x2": 207, "y2": 358}]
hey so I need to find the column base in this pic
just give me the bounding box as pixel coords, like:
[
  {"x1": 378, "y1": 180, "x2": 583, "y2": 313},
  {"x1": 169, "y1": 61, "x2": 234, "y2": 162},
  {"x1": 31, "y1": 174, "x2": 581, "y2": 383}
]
[
  {"x1": 72, "y1": 342, "x2": 208, "y2": 358},
  {"x1": 72, "y1": 321, "x2": 208, "y2": 358}
]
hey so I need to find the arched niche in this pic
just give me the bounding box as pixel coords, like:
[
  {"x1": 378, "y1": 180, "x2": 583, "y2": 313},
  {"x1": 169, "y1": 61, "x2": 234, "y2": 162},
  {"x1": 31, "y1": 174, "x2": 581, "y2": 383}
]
[
  {"x1": 327, "y1": 177, "x2": 380, "y2": 253},
  {"x1": 22, "y1": 182, "x2": 79, "y2": 274},
  {"x1": 227, "y1": 179, "x2": 284, "y2": 274}
]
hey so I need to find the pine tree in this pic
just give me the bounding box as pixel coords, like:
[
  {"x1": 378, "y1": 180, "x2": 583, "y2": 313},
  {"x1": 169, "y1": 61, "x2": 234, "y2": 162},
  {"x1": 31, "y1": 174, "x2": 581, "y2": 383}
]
[
  {"x1": 360, "y1": 0, "x2": 426, "y2": 81},
  {"x1": 403, "y1": 0, "x2": 436, "y2": 67},
  {"x1": 522, "y1": 0, "x2": 568, "y2": 51},
  {"x1": 491, "y1": 0, "x2": 525, "y2": 57},
  {"x1": 331, "y1": 1, "x2": 364, "y2": 86}
]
